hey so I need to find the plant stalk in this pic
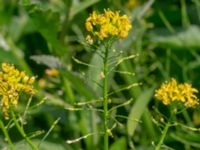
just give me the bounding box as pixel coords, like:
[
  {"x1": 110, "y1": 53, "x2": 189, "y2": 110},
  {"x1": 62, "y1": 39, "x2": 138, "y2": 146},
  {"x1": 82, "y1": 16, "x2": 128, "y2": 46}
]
[
  {"x1": 0, "y1": 119, "x2": 15, "y2": 150},
  {"x1": 103, "y1": 45, "x2": 109, "y2": 150},
  {"x1": 11, "y1": 111, "x2": 38, "y2": 150},
  {"x1": 155, "y1": 117, "x2": 171, "y2": 150}
]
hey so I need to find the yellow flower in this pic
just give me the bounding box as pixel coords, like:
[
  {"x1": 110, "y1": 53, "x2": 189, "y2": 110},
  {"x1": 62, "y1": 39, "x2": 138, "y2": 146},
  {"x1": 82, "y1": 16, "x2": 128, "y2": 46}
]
[
  {"x1": 85, "y1": 21, "x2": 93, "y2": 31},
  {"x1": 0, "y1": 63, "x2": 37, "y2": 119},
  {"x1": 45, "y1": 68, "x2": 59, "y2": 77},
  {"x1": 155, "y1": 78, "x2": 199, "y2": 108},
  {"x1": 85, "y1": 9, "x2": 132, "y2": 42}
]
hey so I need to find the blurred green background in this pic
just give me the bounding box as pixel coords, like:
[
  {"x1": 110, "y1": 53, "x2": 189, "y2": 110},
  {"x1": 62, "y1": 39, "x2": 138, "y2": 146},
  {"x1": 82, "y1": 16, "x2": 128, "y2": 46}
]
[{"x1": 1, "y1": 0, "x2": 200, "y2": 149}]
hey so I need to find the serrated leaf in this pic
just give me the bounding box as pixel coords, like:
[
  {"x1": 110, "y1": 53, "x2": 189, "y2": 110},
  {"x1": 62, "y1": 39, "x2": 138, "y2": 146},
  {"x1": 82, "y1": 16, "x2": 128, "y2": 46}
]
[
  {"x1": 30, "y1": 55, "x2": 62, "y2": 68},
  {"x1": 127, "y1": 87, "x2": 155, "y2": 137},
  {"x1": 28, "y1": 7, "x2": 60, "y2": 36},
  {"x1": 151, "y1": 25, "x2": 200, "y2": 50},
  {"x1": 24, "y1": 3, "x2": 66, "y2": 56}
]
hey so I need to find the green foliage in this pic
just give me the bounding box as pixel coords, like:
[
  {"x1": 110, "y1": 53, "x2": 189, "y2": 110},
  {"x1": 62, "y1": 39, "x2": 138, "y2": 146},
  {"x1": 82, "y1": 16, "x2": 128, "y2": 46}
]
[
  {"x1": 151, "y1": 25, "x2": 200, "y2": 50},
  {"x1": 127, "y1": 88, "x2": 155, "y2": 137},
  {"x1": 30, "y1": 55, "x2": 62, "y2": 69},
  {"x1": 24, "y1": 2, "x2": 65, "y2": 56},
  {"x1": 14, "y1": 140, "x2": 68, "y2": 150},
  {"x1": 69, "y1": 0, "x2": 100, "y2": 20},
  {"x1": 110, "y1": 137, "x2": 126, "y2": 150},
  {"x1": 0, "y1": 0, "x2": 200, "y2": 149}
]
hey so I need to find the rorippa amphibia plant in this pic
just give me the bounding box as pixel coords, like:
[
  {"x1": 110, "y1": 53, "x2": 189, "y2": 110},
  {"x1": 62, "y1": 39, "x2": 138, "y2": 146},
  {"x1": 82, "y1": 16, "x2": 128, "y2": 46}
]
[
  {"x1": 85, "y1": 9, "x2": 132, "y2": 150},
  {"x1": 154, "y1": 78, "x2": 199, "y2": 150},
  {"x1": 0, "y1": 63, "x2": 38, "y2": 150}
]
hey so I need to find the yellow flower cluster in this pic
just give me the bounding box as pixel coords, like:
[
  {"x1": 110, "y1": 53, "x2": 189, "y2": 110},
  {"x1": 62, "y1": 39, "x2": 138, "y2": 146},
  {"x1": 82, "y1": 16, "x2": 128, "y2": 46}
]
[
  {"x1": 155, "y1": 78, "x2": 199, "y2": 108},
  {"x1": 0, "y1": 63, "x2": 37, "y2": 119},
  {"x1": 85, "y1": 9, "x2": 132, "y2": 43}
]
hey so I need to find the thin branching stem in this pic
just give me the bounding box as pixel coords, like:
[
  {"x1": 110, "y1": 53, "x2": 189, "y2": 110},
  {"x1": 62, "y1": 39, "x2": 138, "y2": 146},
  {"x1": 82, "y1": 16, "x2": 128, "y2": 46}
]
[
  {"x1": 23, "y1": 96, "x2": 33, "y2": 122},
  {"x1": 38, "y1": 117, "x2": 60, "y2": 148},
  {"x1": 75, "y1": 99, "x2": 103, "y2": 106},
  {"x1": 72, "y1": 56, "x2": 97, "y2": 68},
  {"x1": 65, "y1": 107, "x2": 104, "y2": 113},
  {"x1": 0, "y1": 119, "x2": 14, "y2": 150},
  {"x1": 11, "y1": 110, "x2": 38, "y2": 150},
  {"x1": 155, "y1": 115, "x2": 172, "y2": 150},
  {"x1": 108, "y1": 83, "x2": 141, "y2": 96},
  {"x1": 108, "y1": 98, "x2": 133, "y2": 113},
  {"x1": 108, "y1": 54, "x2": 139, "y2": 74}
]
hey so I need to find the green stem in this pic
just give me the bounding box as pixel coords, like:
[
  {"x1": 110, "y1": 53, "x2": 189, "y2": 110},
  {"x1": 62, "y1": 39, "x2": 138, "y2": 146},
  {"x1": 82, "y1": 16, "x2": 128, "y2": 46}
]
[
  {"x1": 155, "y1": 117, "x2": 171, "y2": 150},
  {"x1": 0, "y1": 119, "x2": 15, "y2": 150},
  {"x1": 181, "y1": 0, "x2": 190, "y2": 28},
  {"x1": 103, "y1": 45, "x2": 109, "y2": 150},
  {"x1": 11, "y1": 111, "x2": 38, "y2": 150}
]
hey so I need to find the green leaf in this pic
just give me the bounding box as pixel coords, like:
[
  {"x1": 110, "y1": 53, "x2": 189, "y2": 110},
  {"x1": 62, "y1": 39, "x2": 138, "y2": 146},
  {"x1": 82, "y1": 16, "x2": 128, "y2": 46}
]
[
  {"x1": 0, "y1": 48, "x2": 16, "y2": 63},
  {"x1": 110, "y1": 137, "x2": 126, "y2": 150},
  {"x1": 86, "y1": 53, "x2": 103, "y2": 97},
  {"x1": 7, "y1": 15, "x2": 28, "y2": 41},
  {"x1": 62, "y1": 70, "x2": 96, "y2": 100},
  {"x1": 0, "y1": 34, "x2": 32, "y2": 73},
  {"x1": 24, "y1": 3, "x2": 66, "y2": 56},
  {"x1": 170, "y1": 132, "x2": 200, "y2": 148},
  {"x1": 127, "y1": 87, "x2": 155, "y2": 137},
  {"x1": 30, "y1": 55, "x2": 62, "y2": 69},
  {"x1": 151, "y1": 25, "x2": 200, "y2": 50},
  {"x1": 69, "y1": 0, "x2": 100, "y2": 20},
  {"x1": 0, "y1": 48, "x2": 19, "y2": 65},
  {"x1": 30, "y1": 54, "x2": 95, "y2": 100},
  {"x1": 14, "y1": 140, "x2": 70, "y2": 150}
]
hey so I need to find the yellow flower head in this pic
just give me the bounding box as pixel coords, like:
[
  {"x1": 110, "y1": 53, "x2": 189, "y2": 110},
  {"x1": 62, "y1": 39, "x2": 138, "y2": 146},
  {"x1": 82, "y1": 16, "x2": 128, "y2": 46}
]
[
  {"x1": 155, "y1": 78, "x2": 199, "y2": 108},
  {"x1": 85, "y1": 9, "x2": 132, "y2": 42},
  {"x1": 0, "y1": 63, "x2": 37, "y2": 119}
]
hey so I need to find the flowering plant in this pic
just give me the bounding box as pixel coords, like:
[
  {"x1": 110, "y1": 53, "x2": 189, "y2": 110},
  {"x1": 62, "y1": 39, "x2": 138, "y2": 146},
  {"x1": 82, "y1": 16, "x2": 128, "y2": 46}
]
[
  {"x1": 84, "y1": 9, "x2": 132, "y2": 150},
  {"x1": 154, "y1": 78, "x2": 199, "y2": 149}
]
